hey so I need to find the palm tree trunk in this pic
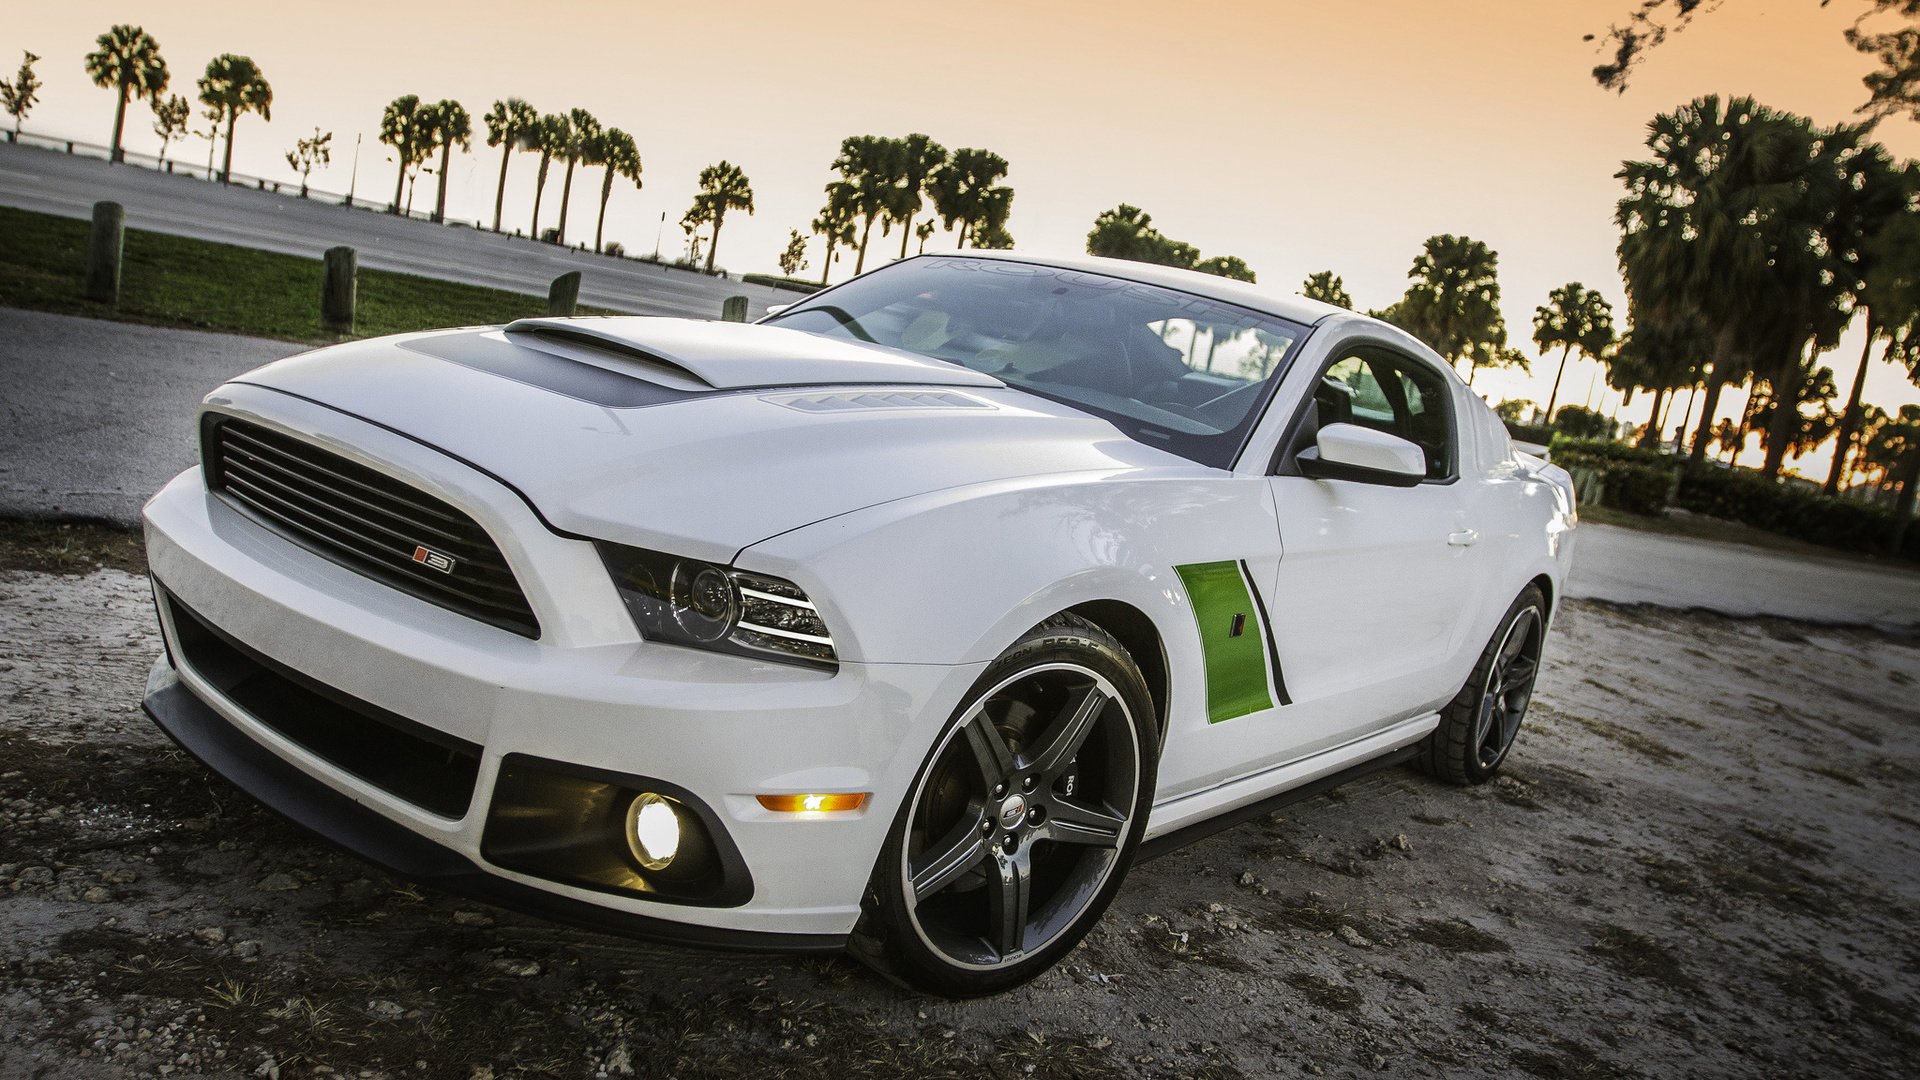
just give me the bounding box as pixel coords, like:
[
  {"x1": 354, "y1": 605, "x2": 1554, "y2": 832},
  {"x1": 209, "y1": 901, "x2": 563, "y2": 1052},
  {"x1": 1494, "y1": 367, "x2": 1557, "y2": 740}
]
[
  {"x1": 1688, "y1": 333, "x2": 1735, "y2": 464},
  {"x1": 855, "y1": 215, "x2": 876, "y2": 274},
  {"x1": 899, "y1": 213, "x2": 913, "y2": 259},
  {"x1": 432, "y1": 142, "x2": 453, "y2": 224},
  {"x1": 1637, "y1": 385, "x2": 1668, "y2": 448},
  {"x1": 821, "y1": 238, "x2": 835, "y2": 286},
  {"x1": 959, "y1": 220, "x2": 971, "y2": 249},
  {"x1": 531, "y1": 155, "x2": 549, "y2": 237},
  {"x1": 1826, "y1": 321, "x2": 1879, "y2": 495},
  {"x1": 556, "y1": 158, "x2": 576, "y2": 245},
  {"x1": 392, "y1": 147, "x2": 408, "y2": 215},
  {"x1": 493, "y1": 144, "x2": 512, "y2": 233},
  {"x1": 110, "y1": 84, "x2": 129, "y2": 163},
  {"x1": 595, "y1": 170, "x2": 613, "y2": 253},
  {"x1": 220, "y1": 113, "x2": 237, "y2": 184},
  {"x1": 1543, "y1": 345, "x2": 1572, "y2": 423},
  {"x1": 706, "y1": 209, "x2": 724, "y2": 274}
]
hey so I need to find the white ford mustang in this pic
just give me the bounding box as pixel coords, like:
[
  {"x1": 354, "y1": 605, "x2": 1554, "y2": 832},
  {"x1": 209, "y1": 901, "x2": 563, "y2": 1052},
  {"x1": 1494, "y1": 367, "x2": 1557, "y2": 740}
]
[{"x1": 141, "y1": 251, "x2": 1575, "y2": 995}]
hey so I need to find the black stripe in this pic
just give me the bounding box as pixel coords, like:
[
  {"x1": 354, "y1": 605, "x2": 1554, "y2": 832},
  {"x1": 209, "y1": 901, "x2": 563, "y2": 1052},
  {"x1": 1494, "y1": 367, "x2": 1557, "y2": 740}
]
[{"x1": 1238, "y1": 559, "x2": 1292, "y2": 706}]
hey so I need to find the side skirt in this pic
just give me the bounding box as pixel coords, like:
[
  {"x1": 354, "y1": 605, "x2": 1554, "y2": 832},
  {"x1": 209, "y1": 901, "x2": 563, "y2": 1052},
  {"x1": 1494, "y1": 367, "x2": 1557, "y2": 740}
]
[{"x1": 1136, "y1": 730, "x2": 1430, "y2": 863}]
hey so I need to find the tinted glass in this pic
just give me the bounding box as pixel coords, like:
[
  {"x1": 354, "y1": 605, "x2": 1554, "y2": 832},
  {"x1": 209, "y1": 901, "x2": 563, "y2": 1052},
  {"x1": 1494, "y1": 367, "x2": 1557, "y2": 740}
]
[{"x1": 765, "y1": 256, "x2": 1309, "y2": 468}]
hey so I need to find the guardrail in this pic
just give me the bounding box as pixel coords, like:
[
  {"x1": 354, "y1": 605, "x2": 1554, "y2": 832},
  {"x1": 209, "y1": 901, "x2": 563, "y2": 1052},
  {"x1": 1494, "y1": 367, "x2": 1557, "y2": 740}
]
[
  {"x1": 3, "y1": 128, "x2": 767, "y2": 283},
  {"x1": 2, "y1": 127, "x2": 458, "y2": 223}
]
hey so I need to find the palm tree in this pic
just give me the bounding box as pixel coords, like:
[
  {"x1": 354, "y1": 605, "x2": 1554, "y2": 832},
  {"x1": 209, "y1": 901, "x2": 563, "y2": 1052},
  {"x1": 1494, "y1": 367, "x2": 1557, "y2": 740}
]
[
  {"x1": 554, "y1": 108, "x2": 600, "y2": 246},
  {"x1": 813, "y1": 183, "x2": 858, "y2": 286},
  {"x1": 686, "y1": 161, "x2": 754, "y2": 273},
  {"x1": 529, "y1": 113, "x2": 569, "y2": 238},
  {"x1": 483, "y1": 98, "x2": 538, "y2": 233},
  {"x1": 379, "y1": 95, "x2": 430, "y2": 215},
  {"x1": 425, "y1": 99, "x2": 470, "y2": 224},
  {"x1": 832, "y1": 135, "x2": 905, "y2": 274},
  {"x1": 84, "y1": 25, "x2": 168, "y2": 164},
  {"x1": 1608, "y1": 306, "x2": 1706, "y2": 447},
  {"x1": 1532, "y1": 283, "x2": 1617, "y2": 423},
  {"x1": 594, "y1": 128, "x2": 641, "y2": 253},
  {"x1": 1828, "y1": 162, "x2": 1920, "y2": 494},
  {"x1": 1302, "y1": 272, "x2": 1353, "y2": 309},
  {"x1": 196, "y1": 55, "x2": 271, "y2": 184},
  {"x1": 928, "y1": 148, "x2": 1012, "y2": 248},
  {"x1": 886, "y1": 133, "x2": 947, "y2": 259},
  {"x1": 1086, "y1": 204, "x2": 1197, "y2": 267},
  {"x1": 1389, "y1": 235, "x2": 1510, "y2": 385},
  {"x1": 1617, "y1": 95, "x2": 1896, "y2": 474}
]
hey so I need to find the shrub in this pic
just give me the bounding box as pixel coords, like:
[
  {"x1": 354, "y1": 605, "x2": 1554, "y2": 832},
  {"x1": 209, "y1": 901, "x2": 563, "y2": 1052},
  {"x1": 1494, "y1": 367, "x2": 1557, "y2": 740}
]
[
  {"x1": 1552, "y1": 405, "x2": 1613, "y2": 439},
  {"x1": 1675, "y1": 465, "x2": 1912, "y2": 557},
  {"x1": 1603, "y1": 463, "x2": 1679, "y2": 517},
  {"x1": 1549, "y1": 437, "x2": 1674, "y2": 469},
  {"x1": 603, "y1": 241, "x2": 625, "y2": 258},
  {"x1": 1505, "y1": 421, "x2": 1555, "y2": 447}
]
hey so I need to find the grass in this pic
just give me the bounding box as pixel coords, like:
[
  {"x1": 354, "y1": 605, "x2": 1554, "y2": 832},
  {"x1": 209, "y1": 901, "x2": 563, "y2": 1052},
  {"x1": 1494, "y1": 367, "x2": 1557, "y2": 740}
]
[{"x1": 0, "y1": 205, "x2": 610, "y2": 343}]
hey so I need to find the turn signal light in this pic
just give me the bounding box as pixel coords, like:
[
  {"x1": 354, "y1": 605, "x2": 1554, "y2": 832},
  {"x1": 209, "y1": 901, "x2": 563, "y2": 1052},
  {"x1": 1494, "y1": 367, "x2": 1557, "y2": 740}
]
[{"x1": 757, "y1": 793, "x2": 868, "y2": 813}]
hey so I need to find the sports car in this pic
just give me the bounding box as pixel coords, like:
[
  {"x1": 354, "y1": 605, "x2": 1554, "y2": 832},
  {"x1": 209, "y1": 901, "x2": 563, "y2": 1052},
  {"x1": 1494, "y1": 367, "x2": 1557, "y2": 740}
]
[{"x1": 141, "y1": 250, "x2": 1576, "y2": 996}]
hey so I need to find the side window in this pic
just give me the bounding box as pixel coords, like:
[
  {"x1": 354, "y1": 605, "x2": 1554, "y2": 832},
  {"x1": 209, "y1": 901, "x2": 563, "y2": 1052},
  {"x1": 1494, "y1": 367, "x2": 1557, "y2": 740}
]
[{"x1": 1300, "y1": 348, "x2": 1455, "y2": 480}]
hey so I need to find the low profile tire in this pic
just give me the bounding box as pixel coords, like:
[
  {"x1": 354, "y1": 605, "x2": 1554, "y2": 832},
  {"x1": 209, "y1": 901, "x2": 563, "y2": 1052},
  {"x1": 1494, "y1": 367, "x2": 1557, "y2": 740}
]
[
  {"x1": 1419, "y1": 585, "x2": 1546, "y2": 785},
  {"x1": 852, "y1": 613, "x2": 1159, "y2": 997}
]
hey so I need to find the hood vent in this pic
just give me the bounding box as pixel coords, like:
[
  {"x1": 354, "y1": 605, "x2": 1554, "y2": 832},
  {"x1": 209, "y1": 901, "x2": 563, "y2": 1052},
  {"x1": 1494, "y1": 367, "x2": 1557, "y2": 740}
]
[{"x1": 767, "y1": 390, "x2": 995, "y2": 414}]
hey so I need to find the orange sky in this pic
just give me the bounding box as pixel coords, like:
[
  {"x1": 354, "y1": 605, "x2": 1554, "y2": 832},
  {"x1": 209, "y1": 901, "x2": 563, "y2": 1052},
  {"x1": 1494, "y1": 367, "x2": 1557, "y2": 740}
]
[{"x1": 11, "y1": 1, "x2": 1920, "y2": 475}]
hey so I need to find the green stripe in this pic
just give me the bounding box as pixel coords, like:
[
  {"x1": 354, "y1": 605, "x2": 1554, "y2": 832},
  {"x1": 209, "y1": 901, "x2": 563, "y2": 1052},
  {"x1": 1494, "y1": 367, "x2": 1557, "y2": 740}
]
[{"x1": 1175, "y1": 561, "x2": 1275, "y2": 724}]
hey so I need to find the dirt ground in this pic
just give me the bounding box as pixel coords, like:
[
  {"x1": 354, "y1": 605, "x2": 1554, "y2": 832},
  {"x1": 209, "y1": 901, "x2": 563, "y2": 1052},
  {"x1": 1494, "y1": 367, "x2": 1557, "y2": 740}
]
[{"x1": 1, "y1": 526, "x2": 1916, "y2": 1079}]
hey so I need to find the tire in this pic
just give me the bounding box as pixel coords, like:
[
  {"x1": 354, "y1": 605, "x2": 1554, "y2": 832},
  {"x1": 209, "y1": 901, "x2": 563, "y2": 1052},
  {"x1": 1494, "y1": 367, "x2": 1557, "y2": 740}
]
[
  {"x1": 1419, "y1": 585, "x2": 1547, "y2": 786},
  {"x1": 851, "y1": 613, "x2": 1160, "y2": 997}
]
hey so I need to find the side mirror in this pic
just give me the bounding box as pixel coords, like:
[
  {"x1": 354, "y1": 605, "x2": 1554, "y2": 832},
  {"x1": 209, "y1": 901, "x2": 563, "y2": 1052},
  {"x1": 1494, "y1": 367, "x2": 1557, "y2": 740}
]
[
  {"x1": 1297, "y1": 422, "x2": 1426, "y2": 487},
  {"x1": 764, "y1": 303, "x2": 792, "y2": 317}
]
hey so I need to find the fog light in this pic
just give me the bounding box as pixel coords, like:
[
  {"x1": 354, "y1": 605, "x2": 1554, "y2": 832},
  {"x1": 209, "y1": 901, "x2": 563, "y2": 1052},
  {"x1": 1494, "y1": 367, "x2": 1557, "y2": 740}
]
[
  {"x1": 756, "y1": 793, "x2": 868, "y2": 813},
  {"x1": 625, "y1": 792, "x2": 681, "y2": 870}
]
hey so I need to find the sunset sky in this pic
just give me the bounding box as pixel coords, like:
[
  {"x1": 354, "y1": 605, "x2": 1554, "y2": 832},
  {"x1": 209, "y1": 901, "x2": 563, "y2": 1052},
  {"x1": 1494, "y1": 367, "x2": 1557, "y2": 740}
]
[{"x1": 11, "y1": 1, "x2": 1920, "y2": 474}]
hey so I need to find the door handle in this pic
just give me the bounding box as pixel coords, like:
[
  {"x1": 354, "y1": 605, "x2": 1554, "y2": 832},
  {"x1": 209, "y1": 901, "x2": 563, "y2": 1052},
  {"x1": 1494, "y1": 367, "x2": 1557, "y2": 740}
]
[{"x1": 1448, "y1": 529, "x2": 1480, "y2": 547}]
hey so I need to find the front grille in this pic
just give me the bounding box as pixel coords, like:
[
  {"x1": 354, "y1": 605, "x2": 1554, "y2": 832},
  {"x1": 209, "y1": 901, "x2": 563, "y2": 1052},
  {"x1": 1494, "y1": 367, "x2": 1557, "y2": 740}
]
[
  {"x1": 204, "y1": 417, "x2": 539, "y2": 638},
  {"x1": 164, "y1": 591, "x2": 481, "y2": 818}
]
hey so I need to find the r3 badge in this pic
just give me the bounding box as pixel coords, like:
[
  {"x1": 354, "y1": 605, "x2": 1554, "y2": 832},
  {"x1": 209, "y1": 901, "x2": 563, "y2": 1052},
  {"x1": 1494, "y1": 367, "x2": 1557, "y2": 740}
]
[{"x1": 410, "y1": 545, "x2": 457, "y2": 574}]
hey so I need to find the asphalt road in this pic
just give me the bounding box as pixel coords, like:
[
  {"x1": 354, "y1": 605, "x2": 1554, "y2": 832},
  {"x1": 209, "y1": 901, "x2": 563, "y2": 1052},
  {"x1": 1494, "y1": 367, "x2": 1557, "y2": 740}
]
[
  {"x1": 5, "y1": 307, "x2": 1916, "y2": 630},
  {"x1": 1564, "y1": 523, "x2": 1920, "y2": 633},
  {"x1": 0, "y1": 140, "x2": 788, "y2": 319}
]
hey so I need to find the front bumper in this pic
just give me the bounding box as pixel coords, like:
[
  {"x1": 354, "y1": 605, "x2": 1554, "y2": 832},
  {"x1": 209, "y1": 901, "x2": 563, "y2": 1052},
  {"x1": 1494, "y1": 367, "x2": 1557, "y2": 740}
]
[
  {"x1": 142, "y1": 656, "x2": 837, "y2": 952},
  {"x1": 141, "y1": 391, "x2": 987, "y2": 945}
]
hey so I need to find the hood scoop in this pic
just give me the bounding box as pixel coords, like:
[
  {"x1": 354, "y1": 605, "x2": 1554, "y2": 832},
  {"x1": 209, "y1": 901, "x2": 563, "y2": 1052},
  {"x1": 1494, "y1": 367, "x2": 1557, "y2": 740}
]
[{"x1": 501, "y1": 316, "x2": 1004, "y2": 391}]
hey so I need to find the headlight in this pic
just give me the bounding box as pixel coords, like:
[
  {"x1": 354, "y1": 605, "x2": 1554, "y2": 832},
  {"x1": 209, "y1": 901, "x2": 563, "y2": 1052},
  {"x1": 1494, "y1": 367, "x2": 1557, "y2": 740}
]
[{"x1": 596, "y1": 543, "x2": 837, "y2": 669}]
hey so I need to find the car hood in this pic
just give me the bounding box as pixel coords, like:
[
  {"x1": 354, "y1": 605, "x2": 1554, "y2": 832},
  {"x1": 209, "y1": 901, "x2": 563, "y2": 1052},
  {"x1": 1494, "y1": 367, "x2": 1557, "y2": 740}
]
[{"x1": 228, "y1": 319, "x2": 1200, "y2": 560}]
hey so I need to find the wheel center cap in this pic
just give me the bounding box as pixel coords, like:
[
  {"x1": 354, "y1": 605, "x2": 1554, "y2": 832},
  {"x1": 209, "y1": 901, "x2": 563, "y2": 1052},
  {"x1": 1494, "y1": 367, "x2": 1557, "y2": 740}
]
[{"x1": 998, "y1": 794, "x2": 1027, "y2": 830}]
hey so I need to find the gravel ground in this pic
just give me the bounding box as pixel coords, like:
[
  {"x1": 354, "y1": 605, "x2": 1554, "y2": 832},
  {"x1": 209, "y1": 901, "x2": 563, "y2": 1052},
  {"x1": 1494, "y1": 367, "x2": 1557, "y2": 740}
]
[{"x1": 1, "y1": 543, "x2": 1916, "y2": 1079}]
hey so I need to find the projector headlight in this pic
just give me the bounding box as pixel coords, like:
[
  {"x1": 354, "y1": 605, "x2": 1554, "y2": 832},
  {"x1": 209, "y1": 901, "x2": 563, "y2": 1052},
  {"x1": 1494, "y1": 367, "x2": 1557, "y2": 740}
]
[{"x1": 597, "y1": 543, "x2": 837, "y2": 669}]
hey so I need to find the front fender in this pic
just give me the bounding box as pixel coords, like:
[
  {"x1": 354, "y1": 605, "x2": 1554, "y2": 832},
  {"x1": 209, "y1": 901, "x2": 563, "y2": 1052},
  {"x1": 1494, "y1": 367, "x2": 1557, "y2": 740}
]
[{"x1": 737, "y1": 471, "x2": 1279, "y2": 678}]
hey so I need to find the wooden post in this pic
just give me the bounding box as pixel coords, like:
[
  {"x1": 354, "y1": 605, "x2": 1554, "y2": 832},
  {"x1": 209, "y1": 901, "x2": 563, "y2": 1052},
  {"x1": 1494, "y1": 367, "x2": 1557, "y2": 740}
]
[
  {"x1": 548, "y1": 271, "x2": 582, "y2": 316},
  {"x1": 85, "y1": 201, "x2": 125, "y2": 305},
  {"x1": 321, "y1": 246, "x2": 357, "y2": 336},
  {"x1": 721, "y1": 295, "x2": 749, "y2": 323}
]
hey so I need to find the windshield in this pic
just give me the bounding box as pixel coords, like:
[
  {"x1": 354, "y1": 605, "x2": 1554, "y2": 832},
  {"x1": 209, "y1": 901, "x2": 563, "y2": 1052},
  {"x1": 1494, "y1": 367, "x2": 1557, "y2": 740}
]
[{"x1": 763, "y1": 256, "x2": 1309, "y2": 469}]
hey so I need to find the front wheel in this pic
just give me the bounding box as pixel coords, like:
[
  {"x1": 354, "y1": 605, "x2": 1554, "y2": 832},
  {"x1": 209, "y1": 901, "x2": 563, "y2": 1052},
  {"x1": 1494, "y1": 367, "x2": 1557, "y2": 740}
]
[
  {"x1": 853, "y1": 614, "x2": 1159, "y2": 997},
  {"x1": 1419, "y1": 585, "x2": 1547, "y2": 785}
]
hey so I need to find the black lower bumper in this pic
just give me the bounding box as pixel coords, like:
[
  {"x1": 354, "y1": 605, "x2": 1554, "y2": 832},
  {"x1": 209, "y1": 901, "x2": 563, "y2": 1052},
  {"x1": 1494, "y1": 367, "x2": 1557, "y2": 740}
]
[{"x1": 141, "y1": 658, "x2": 847, "y2": 955}]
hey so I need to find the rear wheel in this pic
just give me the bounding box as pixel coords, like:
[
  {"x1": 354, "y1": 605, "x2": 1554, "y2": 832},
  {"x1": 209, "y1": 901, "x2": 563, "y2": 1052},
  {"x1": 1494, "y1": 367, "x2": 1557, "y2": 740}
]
[
  {"x1": 1420, "y1": 585, "x2": 1546, "y2": 785},
  {"x1": 853, "y1": 614, "x2": 1158, "y2": 996}
]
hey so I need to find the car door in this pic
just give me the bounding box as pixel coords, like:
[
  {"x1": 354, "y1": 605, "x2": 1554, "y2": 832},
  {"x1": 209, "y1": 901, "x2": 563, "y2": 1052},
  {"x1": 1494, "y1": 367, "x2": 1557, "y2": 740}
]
[{"x1": 1256, "y1": 342, "x2": 1497, "y2": 759}]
